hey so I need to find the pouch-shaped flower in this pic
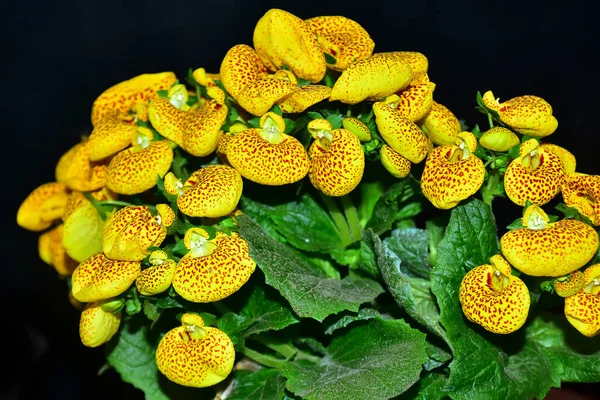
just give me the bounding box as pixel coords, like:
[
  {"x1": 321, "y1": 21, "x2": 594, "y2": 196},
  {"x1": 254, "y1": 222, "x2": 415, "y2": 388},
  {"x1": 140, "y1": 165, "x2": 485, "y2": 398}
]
[
  {"x1": 79, "y1": 299, "x2": 122, "y2": 347},
  {"x1": 156, "y1": 313, "x2": 235, "y2": 387},
  {"x1": 380, "y1": 145, "x2": 411, "y2": 178},
  {"x1": 55, "y1": 141, "x2": 108, "y2": 192},
  {"x1": 38, "y1": 224, "x2": 78, "y2": 276},
  {"x1": 136, "y1": 250, "x2": 177, "y2": 296},
  {"x1": 277, "y1": 85, "x2": 331, "y2": 113},
  {"x1": 420, "y1": 101, "x2": 461, "y2": 146},
  {"x1": 17, "y1": 182, "x2": 69, "y2": 231},
  {"x1": 479, "y1": 127, "x2": 520, "y2": 152},
  {"x1": 500, "y1": 204, "x2": 599, "y2": 277},
  {"x1": 459, "y1": 255, "x2": 530, "y2": 334},
  {"x1": 71, "y1": 252, "x2": 141, "y2": 302},
  {"x1": 564, "y1": 264, "x2": 600, "y2": 337},
  {"x1": 372, "y1": 51, "x2": 428, "y2": 74},
  {"x1": 561, "y1": 173, "x2": 600, "y2": 225},
  {"x1": 540, "y1": 143, "x2": 576, "y2": 174},
  {"x1": 172, "y1": 229, "x2": 256, "y2": 303},
  {"x1": 393, "y1": 73, "x2": 435, "y2": 122},
  {"x1": 87, "y1": 113, "x2": 138, "y2": 161}
]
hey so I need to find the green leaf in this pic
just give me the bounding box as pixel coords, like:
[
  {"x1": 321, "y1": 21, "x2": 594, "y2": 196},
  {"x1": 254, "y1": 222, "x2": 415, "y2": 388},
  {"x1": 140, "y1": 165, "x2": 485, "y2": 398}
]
[
  {"x1": 271, "y1": 104, "x2": 283, "y2": 116},
  {"x1": 156, "y1": 89, "x2": 169, "y2": 99},
  {"x1": 248, "y1": 116, "x2": 261, "y2": 128},
  {"x1": 357, "y1": 181, "x2": 385, "y2": 227},
  {"x1": 283, "y1": 118, "x2": 296, "y2": 134},
  {"x1": 506, "y1": 217, "x2": 524, "y2": 230},
  {"x1": 373, "y1": 232, "x2": 448, "y2": 343},
  {"x1": 236, "y1": 215, "x2": 384, "y2": 321},
  {"x1": 325, "y1": 113, "x2": 344, "y2": 129},
  {"x1": 227, "y1": 369, "x2": 287, "y2": 400},
  {"x1": 403, "y1": 372, "x2": 449, "y2": 400},
  {"x1": 269, "y1": 193, "x2": 345, "y2": 253},
  {"x1": 106, "y1": 319, "x2": 206, "y2": 400},
  {"x1": 324, "y1": 308, "x2": 380, "y2": 335},
  {"x1": 142, "y1": 300, "x2": 161, "y2": 325},
  {"x1": 297, "y1": 77, "x2": 312, "y2": 87},
  {"x1": 384, "y1": 228, "x2": 431, "y2": 279},
  {"x1": 307, "y1": 111, "x2": 323, "y2": 120},
  {"x1": 324, "y1": 53, "x2": 337, "y2": 64},
  {"x1": 508, "y1": 143, "x2": 520, "y2": 159},
  {"x1": 430, "y1": 199, "x2": 571, "y2": 400},
  {"x1": 218, "y1": 286, "x2": 299, "y2": 347},
  {"x1": 353, "y1": 234, "x2": 379, "y2": 277},
  {"x1": 284, "y1": 318, "x2": 428, "y2": 400},
  {"x1": 424, "y1": 340, "x2": 452, "y2": 371},
  {"x1": 367, "y1": 178, "x2": 421, "y2": 235},
  {"x1": 156, "y1": 175, "x2": 178, "y2": 204},
  {"x1": 172, "y1": 239, "x2": 188, "y2": 257},
  {"x1": 239, "y1": 196, "x2": 288, "y2": 243}
]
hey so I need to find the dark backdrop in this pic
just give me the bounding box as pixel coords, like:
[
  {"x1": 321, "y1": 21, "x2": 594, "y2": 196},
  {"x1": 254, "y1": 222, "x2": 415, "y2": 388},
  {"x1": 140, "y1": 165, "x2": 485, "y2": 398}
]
[{"x1": 3, "y1": 1, "x2": 599, "y2": 399}]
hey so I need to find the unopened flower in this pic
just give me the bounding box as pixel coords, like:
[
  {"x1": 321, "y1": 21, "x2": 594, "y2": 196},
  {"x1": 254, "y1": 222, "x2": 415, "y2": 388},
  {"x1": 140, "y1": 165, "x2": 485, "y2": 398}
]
[
  {"x1": 156, "y1": 313, "x2": 235, "y2": 387},
  {"x1": 479, "y1": 127, "x2": 520, "y2": 152},
  {"x1": 172, "y1": 228, "x2": 256, "y2": 303},
  {"x1": 79, "y1": 299, "x2": 122, "y2": 347},
  {"x1": 17, "y1": 182, "x2": 69, "y2": 231},
  {"x1": 380, "y1": 145, "x2": 411, "y2": 178},
  {"x1": 62, "y1": 200, "x2": 106, "y2": 263},
  {"x1": 419, "y1": 101, "x2": 461, "y2": 146},
  {"x1": 500, "y1": 204, "x2": 599, "y2": 277},
  {"x1": 136, "y1": 250, "x2": 177, "y2": 296},
  {"x1": 342, "y1": 117, "x2": 372, "y2": 142},
  {"x1": 564, "y1": 264, "x2": 600, "y2": 337},
  {"x1": 459, "y1": 255, "x2": 530, "y2": 334},
  {"x1": 503, "y1": 139, "x2": 564, "y2": 206},
  {"x1": 372, "y1": 51, "x2": 429, "y2": 74}
]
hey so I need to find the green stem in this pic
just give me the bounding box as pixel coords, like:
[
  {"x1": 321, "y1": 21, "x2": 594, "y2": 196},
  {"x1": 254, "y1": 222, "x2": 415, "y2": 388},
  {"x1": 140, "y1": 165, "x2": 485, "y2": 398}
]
[
  {"x1": 320, "y1": 192, "x2": 352, "y2": 246},
  {"x1": 481, "y1": 171, "x2": 500, "y2": 207},
  {"x1": 212, "y1": 301, "x2": 232, "y2": 316},
  {"x1": 98, "y1": 200, "x2": 135, "y2": 208},
  {"x1": 487, "y1": 113, "x2": 494, "y2": 129},
  {"x1": 340, "y1": 195, "x2": 362, "y2": 243},
  {"x1": 364, "y1": 109, "x2": 374, "y2": 124},
  {"x1": 346, "y1": 104, "x2": 353, "y2": 117},
  {"x1": 242, "y1": 348, "x2": 287, "y2": 369},
  {"x1": 264, "y1": 342, "x2": 298, "y2": 359}
]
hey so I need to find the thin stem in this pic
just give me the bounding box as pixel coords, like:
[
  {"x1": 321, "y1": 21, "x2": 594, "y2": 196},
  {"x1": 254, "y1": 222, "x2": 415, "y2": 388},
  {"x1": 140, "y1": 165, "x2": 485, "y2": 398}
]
[
  {"x1": 346, "y1": 104, "x2": 353, "y2": 117},
  {"x1": 340, "y1": 195, "x2": 362, "y2": 243},
  {"x1": 364, "y1": 109, "x2": 374, "y2": 124},
  {"x1": 263, "y1": 342, "x2": 298, "y2": 359},
  {"x1": 212, "y1": 301, "x2": 232, "y2": 316},
  {"x1": 319, "y1": 192, "x2": 352, "y2": 246},
  {"x1": 487, "y1": 113, "x2": 494, "y2": 129},
  {"x1": 241, "y1": 348, "x2": 287, "y2": 369},
  {"x1": 98, "y1": 200, "x2": 135, "y2": 207}
]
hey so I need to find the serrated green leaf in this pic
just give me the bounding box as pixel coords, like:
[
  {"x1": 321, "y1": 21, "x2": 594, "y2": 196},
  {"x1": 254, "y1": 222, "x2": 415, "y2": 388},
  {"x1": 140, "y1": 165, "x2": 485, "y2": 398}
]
[
  {"x1": 325, "y1": 113, "x2": 344, "y2": 129},
  {"x1": 424, "y1": 340, "x2": 452, "y2": 371},
  {"x1": 430, "y1": 199, "x2": 570, "y2": 400},
  {"x1": 357, "y1": 181, "x2": 385, "y2": 227},
  {"x1": 384, "y1": 228, "x2": 431, "y2": 279},
  {"x1": 284, "y1": 318, "x2": 428, "y2": 400},
  {"x1": 172, "y1": 239, "x2": 188, "y2": 257},
  {"x1": 283, "y1": 118, "x2": 296, "y2": 134},
  {"x1": 324, "y1": 308, "x2": 379, "y2": 335},
  {"x1": 218, "y1": 286, "x2": 299, "y2": 347},
  {"x1": 237, "y1": 215, "x2": 384, "y2": 321},
  {"x1": 367, "y1": 178, "x2": 421, "y2": 235},
  {"x1": 353, "y1": 233, "x2": 379, "y2": 277},
  {"x1": 106, "y1": 319, "x2": 206, "y2": 399},
  {"x1": 227, "y1": 369, "x2": 287, "y2": 400},
  {"x1": 142, "y1": 300, "x2": 160, "y2": 324},
  {"x1": 403, "y1": 372, "x2": 449, "y2": 400}
]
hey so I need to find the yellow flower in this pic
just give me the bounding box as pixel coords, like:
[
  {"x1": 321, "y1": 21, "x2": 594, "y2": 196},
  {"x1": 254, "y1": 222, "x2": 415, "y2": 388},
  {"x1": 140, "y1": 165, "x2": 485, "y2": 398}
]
[
  {"x1": 561, "y1": 173, "x2": 600, "y2": 225},
  {"x1": 278, "y1": 85, "x2": 331, "y2": 113},
  {"x1": 373, "y1": 101, "x2": 429, "y2": 163},
  {"x1": 38, "y1": 224, "x2": 78, "y2": 275},
  {"x1": 564, "y1": 264, "x2": 600, "y2": 337},
  {"x1": 459, "y1": 255, "x2": 530, "y2": 334},
  {"x1": 226, "y1": 113, "x2": 310, "y2": 185},
  {"x1": 500, "y1": 204, "x2": 599, "y2": 277},
  {"x1": 155, "y1": 313, "x2": 235, "y2": 387},
  {"x1": 305, "y1": 15, "x2": 374, "y2": 71},
  {"x1": 176, "y1": 165, "x2": 243, "y2": 218},
  {"x1": 554, "y1": 271, "x2": 586, "y2": 297},
  {"x1": 55, "y1": 141, "x2": 108, "y2": 192},
  {"x1": 420, "y1": 142, "x2": 485, "y2": 210},
  {"x1": 540, "y1": 143, "x2": 576, "y2": 174},
  {"x1": 253, "y1": 9, "x2": 326, "y2": 82},
  {"x1": 62, "y1": 200, "x2": 106, "y2": 263},
  {"x1": 172, "y1": 229, "x2": 256, "y2": 303},
  {"x1": 482, "y1": 90, "x2": 558, "y2": 137},
  {"x1": 479, "y1": 127, "x2": 520, "y2": 152},
  {"x1": 341, "y1": 117, "x2": 372, "y2": 142},
  {"x1": 372, "y1": 51, "x2": 429, "y2": 74},
  {"x1": 90, "y1": 72, "x2": 176, "y2": 127},
  {"x1": 17, "y1": 182, "x2": 69, "y2": 231},
  {"x1": 71, "y1": 252, "x2": 141, "y2": 302},
  {"x1": 330, "y1": 53, "x2": 413, "y2": 104},
  {"x1": 380, "y1": 145, "x2": 411, "y2": 178},
  {"x1": 392, "y1": 73, "x2": 435, "y2": 122},
  {"x1": 136, "y1": 250, "x2": 177, "y2": 296},
  {"x1": 87, "y1": 113, "x2": 138, "y2": 161},
  {"x1": 503, "y1": 139, "x2": 564, "y2": 206},
  {"x1": 419, "y1": 101, "x2": 461, "y2": 146},
  {"x1": 103, "y1": 205, "x2": 167, "y2": 261},
  {"x1": 308, "y1": 125, "x2": 365, "y2": 197},
  {"x1": 79, "y1": 299, "x2": 122, "y2": 347}
]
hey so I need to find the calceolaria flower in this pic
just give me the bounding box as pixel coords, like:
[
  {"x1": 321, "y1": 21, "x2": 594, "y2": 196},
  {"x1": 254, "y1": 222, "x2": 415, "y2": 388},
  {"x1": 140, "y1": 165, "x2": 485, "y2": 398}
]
[
  {"x1": 136, "y1": 250, "x2": 177, "y2": 296},
  {"x1": 564, "y1": 264, "x2": 600, "y2": 337},
  {"x1": 500, "y1": 204, "x2": 599, "y2": 277},
  {"x1": 172, "y1": 228, "x2": 256, "y2": 303},
  {"x1": 380, "y1": 145, "x2": 411, "y2": 178},
  {"x1": 503, "y1": 139, "x2": 564, "y2": 206},
  {"x1": 17, "y1": 182, "x2": 69, "y2": 231},
  {"x1": 392, "y1": 73, "x2": 435, "y2": 122},
  {"x1": 419, "y1": 101, "x2": 461, "y2": 146},
  {"x1": 561, "y1": 173, "x2": 600, "y2": 225},
  {"x1": 55, "y1": 140, "x2": 108, "y2": 192},
  {"x1": 554, "y1": 271, "x2": 586, "y2": 297},
  {"x1": 479, "y1": 127, "x2": 520, "y2": 152},
  {"x1": 79, "y1": 299, "x2": 122, "y2": 347},
  {"x1": 482, "y1": 90, "x2": 558, "y2": 137},
  {"x1": 156, "y1": 313, "x2": 235, "y2": 387},
  {"x1": 38, "y1": 224, "x2": 78, "y2": 275},
  {"x1": 459, "y1": 255, "x2": 530, "y2": 334},
  {"x1": 540, "y1": 143, "x2": 576, "y2": 174}
]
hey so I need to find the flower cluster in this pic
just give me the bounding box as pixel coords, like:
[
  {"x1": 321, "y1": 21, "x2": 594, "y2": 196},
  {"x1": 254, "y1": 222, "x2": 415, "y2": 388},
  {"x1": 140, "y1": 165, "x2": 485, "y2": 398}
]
[{"x1": 16, "y1": 7, "x2": 600, "y2": 395}]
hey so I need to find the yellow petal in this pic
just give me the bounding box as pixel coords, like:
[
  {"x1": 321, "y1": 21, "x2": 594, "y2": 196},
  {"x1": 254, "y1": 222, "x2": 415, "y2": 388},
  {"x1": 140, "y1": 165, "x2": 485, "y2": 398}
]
[
  {"x1": 421, "y1": 145, "x2": 486, "y2": 209},
  {"x1": 136, "y1": 259, "x2": 177, "y2": 296},
  {"x1": 156, "y1": 314, "x2": 235, "y2": 387},
  {"x1": 459, "y1": 255, "x2": 530, "y2": 334},
  {"x1": 565, "y1": 290, "x2": 600, "y2": 337},
  {"x1": 380, "y1": 145, "x2": 411, "y2": 178},
  {"x1": 253, "y1": 9, "x2": 326, "y2": 82},
  {"x1": 342, "y1": 117, "x2": 372, "y2": 142},
  {"x1": 17, "y1": 182, "x2": 69, "y2": 231},
  {"x1": 540, "y1": 143, "x2": 576, "y2": 174},
  {"x1": 39, "y1": 224, "x2": 78, "y2": 275},
  {"x1": 106, "y1": 141, "x2": 173, "y2": 195},
  {"x1": 561, "y1": 173, "x2": 600, "y2": 225},
  {"x1": 38, "y1": 230, "x2": 53, "y2": 265},
  {"x1": 61, "y1": 188, "x2": 116, "y2": 222},
  {"x1": 309, "y1": 129, "x2": 365, "y2": 197},
  {"x1": 219, "y1": 44, "x2": 268, "y2": 99},
  {"x1": 305, "y1": 15, "x2": 374, "y2": 71},
  {"x1": 227, "y1": 129, "x2": 310, "y2": 185},
  {"x1": 55, "y1": 141, "x2": 108, "y2": 192},
  {"x1": 87, "y1": 114, "x2": 137, "y2": 161},
  {"x1": 177, "y1": 165, "x2": 243, "y2": 218},
  {"x1": 62, "y1": 201, "x2": 105, "y2": 263},
  {"x1": 156, "y1": 204, "x2": 175, "y2": 228},
  {"x1": 456, "y1": 131, "x2": 478, "y2": 154},
  {"x1": 373, "y1": 102, "x2": 429, "y2": 163},
  {"x1": 479, "y1": 127, "x2": 520, "y2": 152},
  {"x1": 394, "y1": 74, "x2": 435, "y2": 122},
  {"x1": 192, "y1": 68, "x2": 220, "y2": 87},
  {"x1": 172, "y1": 234, "x2": 256, "y2": 302},
  {"x1": 499, "y1": 95, "x2": 558, "y2": 137},
  {"x1": 72, "y1": 252, "x2": 141, "y2": 302},
  {"x1": 237, "y1": 78, "x2": 298, "y2": 116},
  {"x1": 372, "y1": 51, "x2": 429, "y2": 74},
  {"x1": 103, "y1": 206, "x2": 166, "y2": 261},
  {"x1": 420, "y1": 101, "x2": 461, "y2": 146},
  {"x1": 500, "y1": 219, "x2": 599, "y2": 277},
  {"x1": 278, "y1": 85, "x2": 331, "y2": 113},
  {"x1": 79, "y1": 300, "x2": 121, "y2": 347},
  {"x1": 330, "y1": 54, "x2": 413, "y2": 104},
  {"x1": 554, "y1": 271, "x2": 586, "y2": 297},
  {"x1": 91, "y1": 72, "x2": 176, "y2": 127},
  {"x1": 503, "y1": 142, "x2": 564, "y2": 206}
]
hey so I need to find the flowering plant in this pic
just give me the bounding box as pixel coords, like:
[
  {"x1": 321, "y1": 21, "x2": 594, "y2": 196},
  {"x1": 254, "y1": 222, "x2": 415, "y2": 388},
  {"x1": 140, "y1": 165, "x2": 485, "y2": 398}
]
[{"x1": 17, "y1": 8, "x2": 600, "y2": 400}]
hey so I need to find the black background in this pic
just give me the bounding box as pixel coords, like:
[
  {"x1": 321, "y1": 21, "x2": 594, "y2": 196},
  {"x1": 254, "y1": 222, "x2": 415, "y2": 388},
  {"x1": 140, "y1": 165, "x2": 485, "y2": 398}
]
[{"x1": 3, "y1": 1, "x2": 600, "y2": 399}]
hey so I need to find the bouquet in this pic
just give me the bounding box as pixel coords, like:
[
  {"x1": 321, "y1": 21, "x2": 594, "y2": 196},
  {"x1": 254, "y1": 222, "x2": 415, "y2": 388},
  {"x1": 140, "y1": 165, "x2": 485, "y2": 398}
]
[{"x1": 16, "y1": 8, "x2": 600, "y2": 400}]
